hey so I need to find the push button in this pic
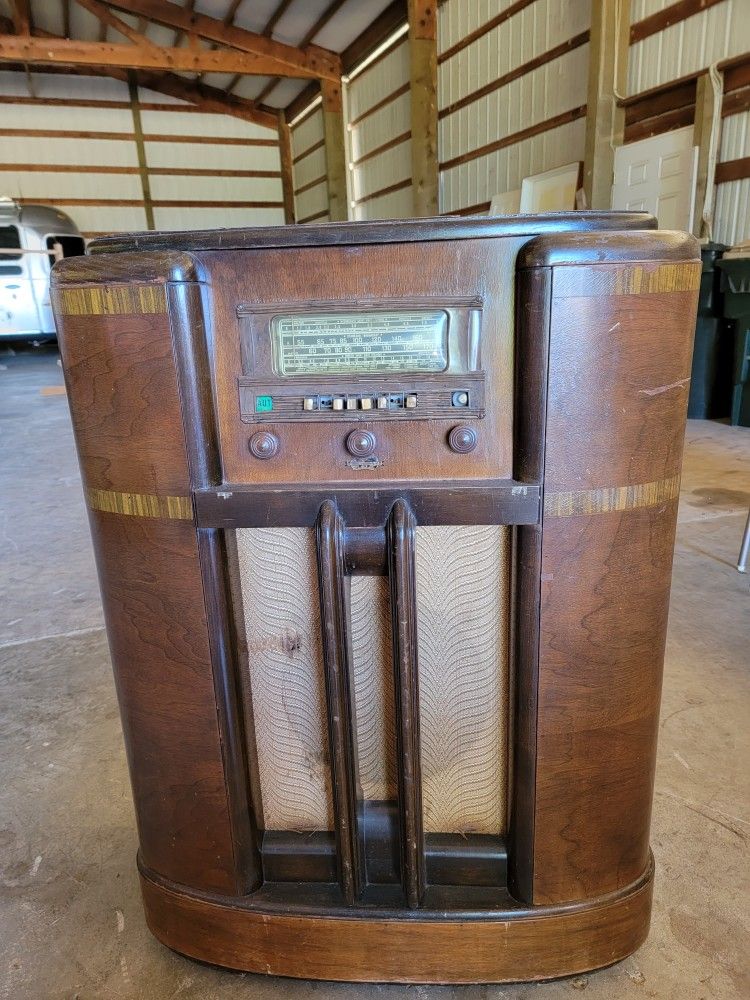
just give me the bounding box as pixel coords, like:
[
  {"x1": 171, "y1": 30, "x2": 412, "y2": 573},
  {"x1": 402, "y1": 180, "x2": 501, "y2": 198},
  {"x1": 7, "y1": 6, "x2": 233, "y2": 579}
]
[
  {"x1": 377, "y1": 396, "x2": 389, "y2": 410},
  {"x1": 303, "y1": 397, "x2": 316, "y2": 411},
  {"x1": 405, "y1": 394, "x2": 417, "y2": 409},
  {"x1": 332, "y1": 397, "x2": 345, "y2": 411},
  {"x1": 360, "y1": 397, "x2": 373, "y2": 410}
]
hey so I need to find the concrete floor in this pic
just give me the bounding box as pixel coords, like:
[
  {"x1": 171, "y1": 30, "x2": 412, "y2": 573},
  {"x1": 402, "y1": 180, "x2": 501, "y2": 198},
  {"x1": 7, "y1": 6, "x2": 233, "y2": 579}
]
[{"x1": 1, "y1": 344, "x2": 748, "y2": 1000}]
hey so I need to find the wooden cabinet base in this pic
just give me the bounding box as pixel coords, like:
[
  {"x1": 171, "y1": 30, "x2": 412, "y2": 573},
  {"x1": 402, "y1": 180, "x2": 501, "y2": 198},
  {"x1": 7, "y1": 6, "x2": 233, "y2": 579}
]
[{"x1": 140, "y1": 857, "x2": 654, "y2": 983}]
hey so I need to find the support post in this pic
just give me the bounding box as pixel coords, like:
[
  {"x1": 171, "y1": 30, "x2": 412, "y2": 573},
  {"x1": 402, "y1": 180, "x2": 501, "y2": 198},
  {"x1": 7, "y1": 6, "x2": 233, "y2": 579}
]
[
  {"x1": 582, "y1": 0, "x2": 630, "y2": 209},
  {"x1": 277, "y1": 109, "x2": 296, "y2": 224},
  {"x1": 321, "y1": 78, "x2": 348, "y2": 222},
  {"x1": 128, "y1": 70, "x2": 155, "y2": 230},
  {"x1": 408, "y1": 0, "x2": 438, "y2": 217},
  {"x1": 692, "y1": 70, "x2": 723, "y2": 239}
]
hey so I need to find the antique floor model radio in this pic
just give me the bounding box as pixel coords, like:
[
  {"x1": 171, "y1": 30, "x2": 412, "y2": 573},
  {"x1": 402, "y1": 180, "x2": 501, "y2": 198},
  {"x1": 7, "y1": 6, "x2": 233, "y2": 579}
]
[{"x1": 52, "y1": 214, "x2": 699, "y2": 983}]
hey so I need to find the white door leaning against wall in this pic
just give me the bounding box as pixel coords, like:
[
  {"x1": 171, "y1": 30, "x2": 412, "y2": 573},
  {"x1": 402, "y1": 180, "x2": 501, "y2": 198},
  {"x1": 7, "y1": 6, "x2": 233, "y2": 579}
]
[{"x1": 612, "y1": 125, "x2": 698, "y2": 231}]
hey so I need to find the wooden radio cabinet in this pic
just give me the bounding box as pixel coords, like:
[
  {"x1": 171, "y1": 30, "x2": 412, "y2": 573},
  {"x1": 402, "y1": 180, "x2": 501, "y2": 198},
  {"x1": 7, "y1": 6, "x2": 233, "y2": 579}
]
[{"x1": 52, "y1": 214, "x2": 699, "y2": 983}]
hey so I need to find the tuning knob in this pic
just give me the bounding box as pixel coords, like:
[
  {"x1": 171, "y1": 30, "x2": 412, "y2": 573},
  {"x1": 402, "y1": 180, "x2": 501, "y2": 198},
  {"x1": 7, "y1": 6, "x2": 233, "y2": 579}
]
[
  {"x1": 345, "y1": 429, "x2": 376, "y2": 458},
  {"x1": 248, "y1": 431, "x2": 279, "y2": 460},
  {"x1": 447, "y1": 424, "x2": 478, "y2": 454}
]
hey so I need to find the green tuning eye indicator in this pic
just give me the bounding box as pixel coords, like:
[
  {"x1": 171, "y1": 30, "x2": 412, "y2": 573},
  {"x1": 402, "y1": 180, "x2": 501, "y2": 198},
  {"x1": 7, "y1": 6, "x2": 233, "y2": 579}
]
[{"x1": 255, "y1": 395, "x2": 274, "y2": 412}]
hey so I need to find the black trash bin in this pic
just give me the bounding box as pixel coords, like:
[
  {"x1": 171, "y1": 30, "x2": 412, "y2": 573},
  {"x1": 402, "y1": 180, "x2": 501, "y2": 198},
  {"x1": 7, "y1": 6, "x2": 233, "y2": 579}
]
[
  {"x1": 717, "y1": 252, "x2": 750, "y2": 427},
  {"x1": 687, "y1": 242, "x2": 733, "y2": 419}
]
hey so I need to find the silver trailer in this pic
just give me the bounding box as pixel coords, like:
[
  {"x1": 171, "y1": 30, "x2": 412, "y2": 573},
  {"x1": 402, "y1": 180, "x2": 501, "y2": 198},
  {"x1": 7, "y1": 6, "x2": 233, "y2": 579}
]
[{"x1": 0, "y1": 197, "x2": 86, "y2": 341}]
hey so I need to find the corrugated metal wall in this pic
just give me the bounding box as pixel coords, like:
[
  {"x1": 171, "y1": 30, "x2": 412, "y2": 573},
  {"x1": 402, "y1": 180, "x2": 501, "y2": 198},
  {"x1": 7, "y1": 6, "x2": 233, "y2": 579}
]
[
  {"x1": 627, "y1": 0, "x2": 750, "y2": 246},
  {"x1": 628, "y1": 0, "x2": 748, "y2": 94},
  {"x1": 347, "y1": 35, "x2": 413, "y2": 220},
  {"x1": 437, "y1": 0, "x2": 591, "y2": 215},
  {"x1": 0, "y1": 70, "x2": 284, "y2": 239},
  {"x1": 289, "y1": 101, "x2": 329, "y2": 224},
  {"x1": 715, "y1": 110, "x2": 750, "y2": 246}
]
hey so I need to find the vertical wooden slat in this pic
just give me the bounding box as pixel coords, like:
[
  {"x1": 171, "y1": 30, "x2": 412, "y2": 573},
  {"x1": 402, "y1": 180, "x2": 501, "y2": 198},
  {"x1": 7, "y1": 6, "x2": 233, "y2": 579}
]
[
  {"x1": 692, "y1": 70, "x2": 723, "y2": 239},
  {"x1": 277, "y1": 109, "x2": 296, "y2": 224},
  {"x1": 128, "y1": 70, "x2": 155, "y2": 230},
  {"x1": 408, "y1": 0, "x2": 438, "y2": 216},
  {"x1": 321, "y1": 78, "x2": 348, "y2": 221},
  {"x1": 316, "y1": 500, "x2": 364, "y2": 904},
  {"x1": 582, "y1": 0, "x2": 630, "y2": 208},
  {"x1": 387, "y1": 498, "x2": 425, "y2": 909}
]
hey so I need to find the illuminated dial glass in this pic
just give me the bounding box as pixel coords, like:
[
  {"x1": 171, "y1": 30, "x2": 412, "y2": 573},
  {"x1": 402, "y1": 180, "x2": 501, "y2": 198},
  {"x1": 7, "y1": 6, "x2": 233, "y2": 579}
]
[{"x1": 271, "y1": 310, "x2": 448, "y2": 376}]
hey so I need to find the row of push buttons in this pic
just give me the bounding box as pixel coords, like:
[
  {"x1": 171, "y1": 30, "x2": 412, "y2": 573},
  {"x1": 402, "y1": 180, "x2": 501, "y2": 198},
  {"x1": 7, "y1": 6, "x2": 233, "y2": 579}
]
[{"x1": 303, "y1": 393, "x2": 418, "y2": 412}]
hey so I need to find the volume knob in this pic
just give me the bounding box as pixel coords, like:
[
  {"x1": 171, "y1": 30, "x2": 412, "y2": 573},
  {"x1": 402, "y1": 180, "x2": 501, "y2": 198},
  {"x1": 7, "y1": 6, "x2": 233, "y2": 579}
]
[
  {"x1": 248, "y1": 431, "x2": 279, "y2": 460},
  {"x1": 345, "y1": 429, "x2": 376, "y2": 458},
  {"x1": 447, "y1": 424, "x2": 478, "y2": 454}
]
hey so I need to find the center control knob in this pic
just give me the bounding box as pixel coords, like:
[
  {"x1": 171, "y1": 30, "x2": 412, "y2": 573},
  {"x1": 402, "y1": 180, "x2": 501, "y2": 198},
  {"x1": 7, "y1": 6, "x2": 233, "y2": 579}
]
[
  {"x1": 447, "y1": 424, "x2": 478, "y2": 454},
  {"x1": 248, "y1": 430, "x2": 279, "y2": 459},
  {"x1": 345, "y1": 429, "x2": 377, "y2": 458}
]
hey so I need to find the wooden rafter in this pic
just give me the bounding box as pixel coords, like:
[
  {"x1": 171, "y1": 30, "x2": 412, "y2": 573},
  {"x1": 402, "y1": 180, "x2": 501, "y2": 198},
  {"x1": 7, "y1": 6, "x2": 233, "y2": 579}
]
[
  {"x1": 0, "y1": 33, "x2": 334, "y2": 79},
  {"x1": 0, "y1": 15, "x2": 278, "y2": 129},
  {"x1": 101, "y1": 0, "x2": 340, "y2": 80}
]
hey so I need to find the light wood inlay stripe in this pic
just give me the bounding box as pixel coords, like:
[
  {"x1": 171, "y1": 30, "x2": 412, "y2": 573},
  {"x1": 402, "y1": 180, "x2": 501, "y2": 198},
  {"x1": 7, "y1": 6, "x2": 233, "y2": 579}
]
[
  {"x1": 554, "y1": 262, "x2": 700, "y2": 298},
  {"x1": 545, "y1": 475, "x2": 680, "y2": 517},
  {"x1": 87, "y1": 488, "x2": 193, "y2": 520},
  {"x1": 55, "y1": 285, "x2": 167, "y2": 316},
  {"x1": 614, "y1": 263, "x2": 700, "y2": 295}
]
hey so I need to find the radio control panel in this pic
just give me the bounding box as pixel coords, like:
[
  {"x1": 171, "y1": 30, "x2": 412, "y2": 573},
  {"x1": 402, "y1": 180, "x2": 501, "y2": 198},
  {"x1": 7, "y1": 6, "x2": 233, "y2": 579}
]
[{"x1": 236, "y1": 298, "x2": 485, "y2": 425}]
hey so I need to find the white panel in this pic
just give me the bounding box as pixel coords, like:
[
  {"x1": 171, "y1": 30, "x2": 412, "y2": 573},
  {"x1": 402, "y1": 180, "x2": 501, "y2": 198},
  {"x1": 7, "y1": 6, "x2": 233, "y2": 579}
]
[
  {"x1": 348, "y1": 40, "x2": 409, "y2": 121},
  {"x1": 1, "y1": 173, "x2": 142, "y2": 201},
  {"x1": 628, "y1": 0, "x2": 750, "y2": 95},
  {"x1": 440, "y1": 119, "x2": 586, "y2": 213},
  {"x1": 1, "y1": 104, "x2": 135, "y2": 132},
  {"x1": 437, "y1": 0, "x2": 590, "y2": 213},
  {"x1": 352, "y1": 184, "x2": 413, "y2": 222},
  {"x1": 148, "y1": 175, "x2": 283, "y2": 201},
  {"x1": 349, "y1": 93, "x2": 410, "y2": 162},
  {"x1": 720, "y1": 111, "x2": 750, "y2": 162},
  {"x1": 1, "y1": 136, "x2": 138, "y2": 167},
  {"x1": 353, "y1": 142, "x2": 412, "y2": 201},
  {"x1": 714, "y1": 178, "x2": 750, "y2": 246},
  {"x1": 138, "y1": 109, "x2": 276, "y2": 141},
  {"x1": 0, "y1": 71, "x2": 129, "y2": 101},
  {"x1": 144, "y1": 141, "x2": 280, "y2": 172},
  {"x1": 61, "y1": 206, "x2": 149, "y2": 234},
  {"x1": 291, "y1": 106, "x2": 325, "y2": 153},
  {"x1": 290, "y1": 107, "x2": 326, "y2": 221},
  {"x1": 152, "y1": 206, "x2": 284, "y2": 230},
  {"x1": 294, "y1": 146, "x2": 327, "y2": 189},
  {"x1": 348, "y1": 37, "x2": 411, "y2": 220}
]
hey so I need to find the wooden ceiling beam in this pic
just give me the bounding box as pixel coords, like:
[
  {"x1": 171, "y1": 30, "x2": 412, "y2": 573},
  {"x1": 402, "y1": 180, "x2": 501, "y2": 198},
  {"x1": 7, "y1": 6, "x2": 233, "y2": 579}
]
[
  {"x1": 100, "y1": 0, "x2": 340, "y2": 80},
  {"x1": 0, "y1": 15, "x2": 278, "y2": 129},
  {"x1": 0, "y1": 33, "x2": 332, "y2": 79}
]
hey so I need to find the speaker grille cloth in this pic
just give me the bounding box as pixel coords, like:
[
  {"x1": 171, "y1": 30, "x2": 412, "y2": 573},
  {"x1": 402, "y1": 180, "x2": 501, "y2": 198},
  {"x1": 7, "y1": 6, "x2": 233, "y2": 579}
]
[
  {"x1": 350, "y1": 575, "x2": 397, "y2": 802},
  {"x1": 415, "y1": 525, "x2": 510, "y2": 835},
  {"x1": 235, "y1": 527, "x2": 333, "y2": 831}
]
